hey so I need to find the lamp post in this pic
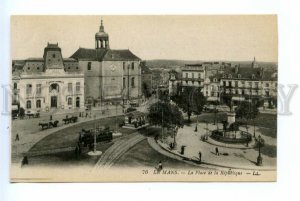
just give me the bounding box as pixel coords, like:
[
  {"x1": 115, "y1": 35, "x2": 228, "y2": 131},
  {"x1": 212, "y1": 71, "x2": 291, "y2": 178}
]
[{"x1": 256, "y1": 135, "x2": 264, "y2": 166}]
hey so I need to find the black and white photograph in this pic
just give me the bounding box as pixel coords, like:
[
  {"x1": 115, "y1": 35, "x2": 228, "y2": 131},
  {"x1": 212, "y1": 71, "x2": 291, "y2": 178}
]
[{"x1": 10, "y1": 15, "x2": 278, "y2": 182}]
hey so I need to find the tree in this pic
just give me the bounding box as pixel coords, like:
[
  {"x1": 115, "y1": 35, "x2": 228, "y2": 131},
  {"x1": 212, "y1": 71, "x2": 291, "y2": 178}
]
[
  {"x1": 148, "y1": 101, "x2": 184, "y2": 134},
  {"x1": 235, "y1": 100, "x2": 259, "y2": 120},
  {"x1": 142, "y1": 82, "x2": 151, "y2": 99},
  {"x1": 172, "y1": 87, "x2": 206, "y2": 122}
]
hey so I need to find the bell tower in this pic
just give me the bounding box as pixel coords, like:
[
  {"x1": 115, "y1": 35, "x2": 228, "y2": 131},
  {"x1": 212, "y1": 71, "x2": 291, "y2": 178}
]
[{"x1": 95, "y1": 19, "x2": 110, "y2": 49}]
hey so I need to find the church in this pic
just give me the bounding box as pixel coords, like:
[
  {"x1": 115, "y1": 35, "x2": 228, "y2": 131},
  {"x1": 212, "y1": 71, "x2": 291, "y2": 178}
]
[{"x1": 71, "y1": 20, "x2": 142, "y2": 107}]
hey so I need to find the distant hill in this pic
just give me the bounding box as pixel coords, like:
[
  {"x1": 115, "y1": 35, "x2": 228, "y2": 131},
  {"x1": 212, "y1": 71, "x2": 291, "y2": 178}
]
[{"x1": 145, "y1": 59, "x2": 277, "y2": 71}]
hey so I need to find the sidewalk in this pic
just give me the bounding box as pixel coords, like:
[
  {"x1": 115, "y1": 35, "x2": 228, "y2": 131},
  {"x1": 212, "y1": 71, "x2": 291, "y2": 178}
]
[{"x1": 152, "y1": 122, "x2": 276, "y2": 170}]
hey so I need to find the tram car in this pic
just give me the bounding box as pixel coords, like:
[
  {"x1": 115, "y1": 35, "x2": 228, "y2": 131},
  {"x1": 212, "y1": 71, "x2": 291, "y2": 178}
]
[{"x1": 78, "y1": 128, "x2": 113, "y2": 146}]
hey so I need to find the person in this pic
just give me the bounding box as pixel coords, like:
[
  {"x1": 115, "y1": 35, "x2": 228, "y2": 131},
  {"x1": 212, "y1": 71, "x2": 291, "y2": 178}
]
[
  {"x1": 215, "y1": 147, "x2": 219, "y2": 156},
  {"x1": 21, "y1": 156, "x2": 28, "y2": 166},
  {"x1": 181, "y1": 145, "x2": 185, "y2": 155},
  {"x1": 157, "y1": 161, "x2": 163, "y2": 172},
  {"x1": 86, "y1": 113, "x2": 88, "y2": 118},
  {"x1": 15, "y1": 133, "x2": 19, "y2": 141},
  {"x1": 198, "y1": 151, "x2": 202, "y2": 164},
  {"x1": 50, "y1": 115, "x2": 52, "y2": 121}
]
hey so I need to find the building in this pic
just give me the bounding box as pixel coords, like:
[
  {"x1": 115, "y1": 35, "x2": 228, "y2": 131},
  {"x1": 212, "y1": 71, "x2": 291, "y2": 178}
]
[
  {"x1": 181, "y1": 64, "x2": 205, "y2": 89},
  {"x1": 71, "y1": 20, "x2": 142, "y2": 107},
  {"x1": 12, "y1": 43, "x2": 85, "y2": 112},
  {"x1": 220, "y1": 63, "x2": 277, "y2": 107},
  {"x1": 168, "y1": 58, "x2": 278, "y2": 107}
]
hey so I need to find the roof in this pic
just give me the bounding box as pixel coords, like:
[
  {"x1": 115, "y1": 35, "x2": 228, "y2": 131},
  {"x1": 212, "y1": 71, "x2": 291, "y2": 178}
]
[
  {"x1": 103, "y1": 49, "x2": 141, "y2": 61},
  {"x1": 222, "y1": 66, "x2": 277, "y2": 81},
  {"x1": 70, "y1": 48, "x2": 141, "y2": 61},
  {"x1": 70, "y1": 48, "x2": 107, "y2": 61}
]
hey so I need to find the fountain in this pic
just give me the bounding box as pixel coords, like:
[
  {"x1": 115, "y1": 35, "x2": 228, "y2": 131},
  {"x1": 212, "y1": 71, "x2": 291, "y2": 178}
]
[{"x1": 210, "y1": 102, "x2": 252, "y2": 144}]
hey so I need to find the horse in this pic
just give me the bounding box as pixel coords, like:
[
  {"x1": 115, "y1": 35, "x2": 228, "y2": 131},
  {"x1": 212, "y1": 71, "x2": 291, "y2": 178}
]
[{"x1": 39, "y1": 122, "x2": 49, "y2": 130}]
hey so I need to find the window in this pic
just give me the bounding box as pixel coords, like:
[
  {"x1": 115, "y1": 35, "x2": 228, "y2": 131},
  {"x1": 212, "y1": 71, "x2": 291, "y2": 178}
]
[
  {"x1": 68, "y1": 97, "x2": 72, "y2": 105},
  {"x1": 76, "y1": 82, "x2": 80, "y2": 92},
  {"x1": 36, "y1": 100, "x2": 41, "y2": 108},
  {"x1": 26, "y1": 100, "x2": 31, "y2": 109},
  {"x1": 13, "y1": 83, "x2": 17, "y2": 89},
  {"x1": 49, "y1": 83, "x2": 59, "y2": 92},
  {"x1": 235, "y1": 81, "x2": 238, "y2": 87},
  {"x1": 68, "y1": 83, "x2": 73, "y2": 92},
  {"x1": 198, "y1": 73, "x2": 201, "y2": 79},
  {"x1": 123, "y1": 62, "x2": 125, "y2": 70},
  {"x1": 252, "y1": 74, "x2": 255, "y2": 79},
  {"x1": 238, "y1": 74, "x2": 241, "y2": 78},
  {"x1": 192, "y1": 73, "x2": 194, "y2": 78},
  {"x1": 131, "y1": 77, "x2": 135, "y2": 87},
  {"x1": 228, "y1": 74, "x2": 232, "y2": 78},
  {"x1": 87, "y1": 62, "x2": 92, "y2": 70},
  {"x1": 185, "y1": 73, "x2": 188, "y2": 78},
  {"x1": 255, "y1": 82, "x2": 259, "y2": 88},
  {"x1": 26, "y1": 84, "x2": 32, "y2": 95},
  {"x1": 123, "y1": 77, "x2": 126, "y2": 88},
  {"x1": 131, "y1": 62, "x2": 134, "y2": 70},
  {"x1": 52, "y1": 54, "x2": 56, "y2": 58},
  {"x1": 36, "y1": 84, "x2": 42, "y2": 94},
  {"x1": 265, "y1": 83, "x2": 269, "y2": 87}
]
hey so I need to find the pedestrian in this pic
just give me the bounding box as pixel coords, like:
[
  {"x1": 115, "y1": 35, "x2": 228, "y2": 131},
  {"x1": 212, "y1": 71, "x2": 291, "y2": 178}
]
[
  {"x1": 15, "y1": 133, "x2": 19, "y2": 141},
  {"x1": 215, "y1": 147, "x2": 219, "y2": 156},
  {"x1": 86, "y1": 113, "x2": 88, "y2": 118},
  {"x1": 157, "y1": 161, "x2": 163, "y2": 172},
  {"x1": 181, "y1": 145, "x2": 185, "y2": 155},
  {"x1": 198, "y1": 151, "x2": 202, "y2": 164},
  {"x1": 50, "y1": 115, "x2": 52, "y2": 121},
  {"x1": 21, "y1": 156, "x2": 28, "y2": 166}
]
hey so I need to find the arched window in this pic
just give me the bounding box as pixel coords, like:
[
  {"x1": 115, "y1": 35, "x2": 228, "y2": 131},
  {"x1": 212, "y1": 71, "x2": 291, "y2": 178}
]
[
  {"x1": 68, "y1": 97, "x2": 72, "y2": 105},
  {"x1": 26, "y1": 100, "x2": 31, "y2": 109},
  {"x1": 131, "y1": 62, "x2": 134, "y2": 70},
  {"x1": 49, "y1": 83, "x2": 59, "y2": 92},
  {"x1": 36, "y1": 100, "x2": 41, "y2": 108}
]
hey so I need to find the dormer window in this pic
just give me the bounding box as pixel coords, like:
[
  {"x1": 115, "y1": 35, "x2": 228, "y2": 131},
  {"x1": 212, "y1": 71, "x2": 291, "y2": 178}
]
[
  {"x1": 223, "y1": 74, "x2": 227, "y2": 78},
  {"x1": 252, "y1": 74, "x2": 255, "y2": 79}
]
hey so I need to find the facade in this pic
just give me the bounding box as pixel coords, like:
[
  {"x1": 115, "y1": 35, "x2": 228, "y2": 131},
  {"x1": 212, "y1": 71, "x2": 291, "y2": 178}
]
[
  {"x1": 12, "y1": 43, "x2": 85, "y2": 112},
  {"x1": 168, "y1": 58, "x2": 278, "y2": 107},
  {"x1": 71, "y1": 20, "x2": 142, "y2": 106},
  {"x1": 181, "y1": 64, "x2": 205, "y2": 89}
]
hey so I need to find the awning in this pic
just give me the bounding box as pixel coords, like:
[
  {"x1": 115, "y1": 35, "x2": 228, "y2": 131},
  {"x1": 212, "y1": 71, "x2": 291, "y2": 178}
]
[
  {"x1": 232, "y1": 96, "x2": 245, "y2": 101},
  {"x1": 207, "y1": 97, "x2": 219, "y2": 101}
]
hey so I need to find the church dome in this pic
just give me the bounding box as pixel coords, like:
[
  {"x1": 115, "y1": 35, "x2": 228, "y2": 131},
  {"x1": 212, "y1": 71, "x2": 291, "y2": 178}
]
[
  {"x1": 95, "y1": 31, "x2": 109, "y2": 38},
  {"x1": 95, "y1": 19, "x2": 109, "y2": 39}
]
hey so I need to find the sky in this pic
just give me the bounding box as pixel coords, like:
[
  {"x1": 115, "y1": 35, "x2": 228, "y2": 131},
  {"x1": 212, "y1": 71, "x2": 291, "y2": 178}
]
[{"x1": 11, "y1": 15, "x2": 278, "y2": 62}]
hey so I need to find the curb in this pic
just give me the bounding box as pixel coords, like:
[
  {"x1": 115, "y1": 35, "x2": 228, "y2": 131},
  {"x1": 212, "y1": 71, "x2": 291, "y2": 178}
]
[{"x1": 153, "y1": 138, "x2": 275, "y2": 171}]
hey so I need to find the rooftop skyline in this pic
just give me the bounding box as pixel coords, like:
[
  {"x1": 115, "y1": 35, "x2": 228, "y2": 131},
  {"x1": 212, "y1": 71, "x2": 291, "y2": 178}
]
[{"x1": 11, "y1": 15, "x2": 277, "y2": 62}]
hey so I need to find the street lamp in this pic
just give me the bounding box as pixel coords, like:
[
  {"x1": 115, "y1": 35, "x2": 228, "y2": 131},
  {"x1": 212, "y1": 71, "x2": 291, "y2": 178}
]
[{"x1": 256, "y1": 135, "x2": 264, "y2": 166}]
